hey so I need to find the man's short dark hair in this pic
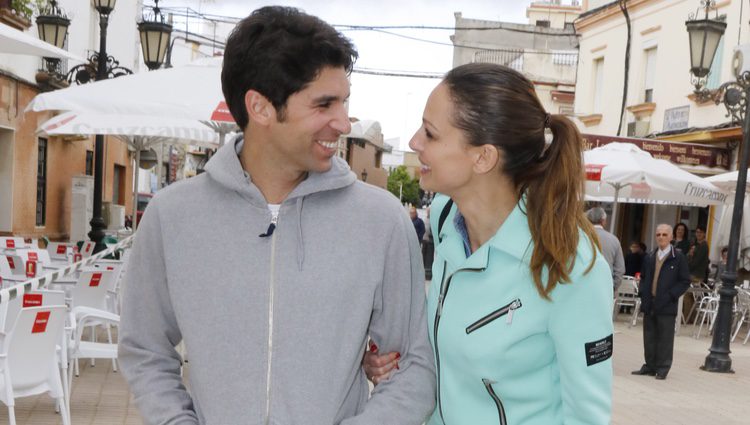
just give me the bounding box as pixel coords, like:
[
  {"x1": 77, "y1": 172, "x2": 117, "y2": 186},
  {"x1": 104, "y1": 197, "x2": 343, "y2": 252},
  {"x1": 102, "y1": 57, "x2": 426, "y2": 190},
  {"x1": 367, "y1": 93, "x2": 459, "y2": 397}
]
[
  {"x1": 696, "y1": 225, "x2": 706, "y2": 232},
  {"x1": 221, "y1": 6, "x2": 358, "y2": 130}
]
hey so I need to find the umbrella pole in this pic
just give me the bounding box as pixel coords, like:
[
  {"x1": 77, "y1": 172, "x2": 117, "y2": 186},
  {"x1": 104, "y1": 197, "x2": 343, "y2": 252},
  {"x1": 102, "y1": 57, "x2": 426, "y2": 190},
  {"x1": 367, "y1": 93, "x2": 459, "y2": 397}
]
[
  {"x1": 610, "y1": 185, "x2": 620, "y2": 233},
  {"x1": 132, "y1": 146, "x2": 141, "y2": 231}
]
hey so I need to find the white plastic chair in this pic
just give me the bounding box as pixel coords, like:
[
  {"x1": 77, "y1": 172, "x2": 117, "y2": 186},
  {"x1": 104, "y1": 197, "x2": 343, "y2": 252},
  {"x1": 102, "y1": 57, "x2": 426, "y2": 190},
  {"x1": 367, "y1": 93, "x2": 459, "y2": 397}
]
[
  {"x1": 0, "y1": 238, "x2": 26, "y2": 252},
  {"x1": 46, "y1": 243, "x2": 72, "y2": 264},
  {"x1": 0, "y1": 305, "x2": 70, "y2": 425},
  {"x1": 693, "y1": 294, "x2": 720, "y2": 339},
  {"x1": 67, "y1": 306, "x2": 119, "y2": 393},
  {"x1": 731, "y1": 289, "x2": 750, "y2": 344},
  {"x1": 15, "y1": 249, "x2": 52, "y2": 268},
  {"x1": 0, "y1": 255, "x2": 26, "y2": 283},
  {"x1": 613, "y1": 276, "x2": 641, "y2": 327},
  {"x1": 67, "y1": 270, "x2": 119, "y2": 378},
  {"x1": 79, "y1": 241, "x2": 96, "y2": 258}
]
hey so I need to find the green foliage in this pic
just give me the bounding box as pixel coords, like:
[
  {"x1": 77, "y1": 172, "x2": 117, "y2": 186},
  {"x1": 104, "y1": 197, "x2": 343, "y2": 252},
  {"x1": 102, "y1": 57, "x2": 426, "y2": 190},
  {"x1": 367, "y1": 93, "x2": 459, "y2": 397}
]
[
  {"x1": 387, "y1": 166, "x2": 420, "y2": 206},
  {"x1": 11, "y1": 0, "x2": 34, "y2": 18}
]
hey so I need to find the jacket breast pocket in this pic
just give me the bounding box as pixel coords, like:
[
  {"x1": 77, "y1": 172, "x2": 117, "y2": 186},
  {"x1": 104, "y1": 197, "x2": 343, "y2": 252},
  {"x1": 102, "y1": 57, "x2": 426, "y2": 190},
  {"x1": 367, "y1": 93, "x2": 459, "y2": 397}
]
[{"x1": 466, "y1": 299, "x2": 522, "y2": 334}]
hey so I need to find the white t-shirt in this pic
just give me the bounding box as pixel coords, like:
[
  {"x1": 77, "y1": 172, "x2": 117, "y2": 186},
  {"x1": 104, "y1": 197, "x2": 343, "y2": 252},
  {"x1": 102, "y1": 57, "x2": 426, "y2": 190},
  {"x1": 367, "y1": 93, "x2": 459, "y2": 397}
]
[{"x1": 268, "y1": 204, "x2": 280, "y2": 221}]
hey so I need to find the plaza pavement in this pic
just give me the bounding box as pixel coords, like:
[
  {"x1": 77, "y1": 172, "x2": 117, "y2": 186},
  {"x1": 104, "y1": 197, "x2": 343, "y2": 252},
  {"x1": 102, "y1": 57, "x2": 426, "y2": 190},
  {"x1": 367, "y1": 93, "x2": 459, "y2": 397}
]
[{"x1": 0, "y1": 314, "x2": 748, "y2": 424}]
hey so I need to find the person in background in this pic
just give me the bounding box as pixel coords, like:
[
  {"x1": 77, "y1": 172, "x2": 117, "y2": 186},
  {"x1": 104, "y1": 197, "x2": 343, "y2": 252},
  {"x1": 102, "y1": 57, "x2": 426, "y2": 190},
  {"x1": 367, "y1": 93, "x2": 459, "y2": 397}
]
[
  {"x1": 410, "y1": 206, "x2": 426, "y2": 243},
  {"x1": 586, "y1": 207, "x2": 625, "y2": 294},
  {"x1": 625, "y1": 241, "x2": 646, "y2": 277},
  {"x1": 633, "y1": 224, "x2": 690, "y2": 380},
  {"x1": 688, "y1": 225, "x2": 709, "y2": 283},
  {"x1": 365, "y1": 63, "x2": 613, "y2": 424},
  {"x1": 672, "y1": 222, "x2": 690, "y2": 254},
  {"x1": 712, "y1": 246, "x2": 729, "y2": 285}
]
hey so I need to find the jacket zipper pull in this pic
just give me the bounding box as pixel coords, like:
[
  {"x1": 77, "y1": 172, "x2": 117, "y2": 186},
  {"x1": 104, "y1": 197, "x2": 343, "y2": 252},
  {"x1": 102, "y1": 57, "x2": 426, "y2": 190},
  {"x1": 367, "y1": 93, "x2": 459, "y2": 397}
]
[
  {"x1": 259, "y1": 214, "x2": 279, "y2": 238},
  {"x1": 506, "y1": 299, "x2": 521, "y2": 325},
  {"x1": 437, "y1": 294, "x2": 444, "y2": 316}
]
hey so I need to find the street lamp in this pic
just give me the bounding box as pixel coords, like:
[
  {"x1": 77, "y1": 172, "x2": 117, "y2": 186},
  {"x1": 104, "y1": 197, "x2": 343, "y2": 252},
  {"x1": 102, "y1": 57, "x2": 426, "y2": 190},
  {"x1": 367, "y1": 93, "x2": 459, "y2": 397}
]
[
  {"x1": 137, "y1": 0, "x2": 172, "y2": 70},
  {"x1": 63, "y1": 0, "x2": 133, "y2": 253},
  {"x1": 686, "y1": 0, "x2": 750, "y2": 373},
  {"x1": 361, "y1": 169, "x2": 368, "y2": 182},
  {"x1": 36, "y1": 0, "x2": 70, "y2": 78}
]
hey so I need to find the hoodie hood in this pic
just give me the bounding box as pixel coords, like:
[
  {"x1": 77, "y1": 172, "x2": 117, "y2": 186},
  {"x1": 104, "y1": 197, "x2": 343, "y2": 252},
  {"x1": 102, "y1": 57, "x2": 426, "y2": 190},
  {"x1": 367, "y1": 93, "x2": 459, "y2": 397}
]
[
  {"x1": 204, "y1": 134, "x2": 357, "y2": 269},
  {"x1": 204, "y1": 134, "x2": 357, "y2": 207}
]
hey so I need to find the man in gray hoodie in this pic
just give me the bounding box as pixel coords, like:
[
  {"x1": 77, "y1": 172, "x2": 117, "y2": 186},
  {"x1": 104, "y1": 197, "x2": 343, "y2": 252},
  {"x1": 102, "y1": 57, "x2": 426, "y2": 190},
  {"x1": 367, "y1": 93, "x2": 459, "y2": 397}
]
[{"x1": 118, "y1": 6, "x2": 436, "y2": 425}]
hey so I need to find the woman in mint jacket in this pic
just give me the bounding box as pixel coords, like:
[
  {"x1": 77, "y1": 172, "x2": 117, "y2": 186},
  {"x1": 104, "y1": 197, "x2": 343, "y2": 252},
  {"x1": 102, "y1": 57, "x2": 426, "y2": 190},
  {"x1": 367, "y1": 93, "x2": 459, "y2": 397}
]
[{"x1": 365, "y1": 63, "x2": 613, "y2": 424}]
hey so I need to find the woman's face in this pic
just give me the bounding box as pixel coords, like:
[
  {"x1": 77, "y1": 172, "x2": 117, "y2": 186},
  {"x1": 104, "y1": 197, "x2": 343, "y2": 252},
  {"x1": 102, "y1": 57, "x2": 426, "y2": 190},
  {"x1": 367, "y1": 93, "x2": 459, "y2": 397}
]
[
  {"x1": 408, "y1": 83, "x2": 478, "y2": 196},
  {"x1": 676, "y1": 225, "x2": 685, "y2": 238}
]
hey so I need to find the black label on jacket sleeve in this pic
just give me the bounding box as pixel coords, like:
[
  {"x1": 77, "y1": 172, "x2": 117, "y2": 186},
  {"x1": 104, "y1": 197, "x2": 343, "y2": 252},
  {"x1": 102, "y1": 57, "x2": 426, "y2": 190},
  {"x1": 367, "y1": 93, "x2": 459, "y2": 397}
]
[{"x1": 585, "y1": 334, "x2": 613, "y2": 366}]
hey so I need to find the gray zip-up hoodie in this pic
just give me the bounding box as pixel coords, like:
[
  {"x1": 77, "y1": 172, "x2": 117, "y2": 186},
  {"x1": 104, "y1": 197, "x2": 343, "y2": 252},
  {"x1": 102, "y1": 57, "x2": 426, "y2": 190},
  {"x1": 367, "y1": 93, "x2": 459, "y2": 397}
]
[{"x1": 118, "y1": 136, "x2": 436, "y2": 425}]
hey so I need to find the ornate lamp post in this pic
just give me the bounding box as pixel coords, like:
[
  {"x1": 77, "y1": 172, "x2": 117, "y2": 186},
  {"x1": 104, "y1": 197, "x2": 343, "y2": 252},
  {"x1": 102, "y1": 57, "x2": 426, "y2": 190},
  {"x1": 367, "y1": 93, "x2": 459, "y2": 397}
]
[
  {"x1": 64, "y1": 0, "x2": 133, "y2": 253},
  {"x1": 137, "y1": 0, "x2": 172, "y2": 70},
  {"x1": 686, "y1": 0, "x2": 750, "y2": 373},
  {"x1": 35, "y1": 0, "x2": 70, "y2": 78}
]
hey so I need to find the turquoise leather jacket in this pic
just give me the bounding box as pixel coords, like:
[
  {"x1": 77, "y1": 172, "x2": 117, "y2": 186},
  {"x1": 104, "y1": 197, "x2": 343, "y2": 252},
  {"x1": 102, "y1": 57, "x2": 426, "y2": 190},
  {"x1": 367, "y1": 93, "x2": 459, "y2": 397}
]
[{"x1": 427, "y1": 195, "x2": 613, "y2": 425}]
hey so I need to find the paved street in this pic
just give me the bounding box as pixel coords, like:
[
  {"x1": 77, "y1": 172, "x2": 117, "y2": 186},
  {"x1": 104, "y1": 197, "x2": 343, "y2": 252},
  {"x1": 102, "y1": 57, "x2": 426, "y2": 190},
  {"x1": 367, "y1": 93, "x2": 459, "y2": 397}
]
[{"x1": 0, "y1": 315, "x2": 748, "y2": 424}]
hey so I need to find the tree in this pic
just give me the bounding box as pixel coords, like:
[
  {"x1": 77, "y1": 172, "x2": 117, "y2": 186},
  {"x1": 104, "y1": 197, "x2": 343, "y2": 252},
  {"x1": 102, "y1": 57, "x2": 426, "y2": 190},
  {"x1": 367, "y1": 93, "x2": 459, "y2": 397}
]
[{"x1": 387, "y1": 166, "x2": 420, "y2": 206}]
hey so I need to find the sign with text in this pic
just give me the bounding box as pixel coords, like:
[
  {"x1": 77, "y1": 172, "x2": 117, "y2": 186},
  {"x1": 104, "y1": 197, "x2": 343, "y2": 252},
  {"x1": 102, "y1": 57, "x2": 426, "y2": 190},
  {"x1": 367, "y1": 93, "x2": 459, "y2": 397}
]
[
  {"x1": 663, "y1": 106, "x2": 690, "y2": 132},
  {"x1": 582, "y1": 134, "x2": 731, "y2": 170},
  {"x1": 32, "y1": 311, "x2": 51, "y2": 334}
]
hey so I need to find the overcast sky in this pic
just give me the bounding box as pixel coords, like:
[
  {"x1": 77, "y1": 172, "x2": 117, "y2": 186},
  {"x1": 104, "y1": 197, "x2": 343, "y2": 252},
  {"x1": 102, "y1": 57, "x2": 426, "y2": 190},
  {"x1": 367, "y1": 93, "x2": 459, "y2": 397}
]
[{"x1": 172, "y1": 1, "x2": 533, "y2": 149}]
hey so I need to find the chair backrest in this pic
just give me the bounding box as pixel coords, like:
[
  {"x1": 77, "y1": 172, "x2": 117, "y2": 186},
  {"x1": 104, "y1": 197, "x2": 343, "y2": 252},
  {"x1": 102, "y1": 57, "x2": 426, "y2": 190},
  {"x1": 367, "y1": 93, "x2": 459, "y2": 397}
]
[
  {"x1": 46, "y1": 242, "x2": 71, "y2": 262},
  {"x1": 619, "y1": 276, "x2": 639, "y2": 295},
  {"x1": 0, "y1": 237, "x2": 26, "y2": 251},
  {"x1": 91, "y1": 260, "x2": 124, "y2": 289},
  {"x1": 80, "y1": 241, "x2": 96, "y2": 258},
  {"x1": 2, "y1": 254, "x2": 25, "y2": 277},
  {"x1": 1, "y1": 290, "x2": 66, "y2": 336},
  {"x1": 70, "y1": 270, "x2": 114, "y2": 311},
  {"x1": 5, "y1": 305, "x2": 66, "y2": 391},
  {"x1": 16, "y1": 249, "x2": 52, "y2": 267}
]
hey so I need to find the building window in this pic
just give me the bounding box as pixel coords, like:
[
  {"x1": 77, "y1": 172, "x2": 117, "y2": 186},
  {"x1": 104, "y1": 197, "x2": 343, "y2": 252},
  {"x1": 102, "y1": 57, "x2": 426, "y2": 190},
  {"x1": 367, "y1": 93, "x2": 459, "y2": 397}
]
[
  {"x1": 36, "y1": 138, "x2": 47, "y2": 226},
  {"x1": 564, "y1": 22, "x2": 575, "y2": 31},
  {"x1": 643, "y1": 47, "x2": 657, "y2": 102},
  {"x1": 113, "y1": 164, "x2": 125, "y2": 205},
  {"x1": 536, "y1": 20, "x2": 550, "y2": 28},
  {"x1": 85, "y1": 150, "x2": 93, "y2": 176},
  {"x1": 593, "y1": 57, "x2": 605, "y2": 112}
]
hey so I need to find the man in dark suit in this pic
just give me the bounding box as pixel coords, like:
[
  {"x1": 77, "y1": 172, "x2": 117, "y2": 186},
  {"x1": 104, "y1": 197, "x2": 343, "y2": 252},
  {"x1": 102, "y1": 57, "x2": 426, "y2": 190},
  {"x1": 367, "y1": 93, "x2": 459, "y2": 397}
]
[{"x1": 632, "y1": 224, "x2": 690, "y2": 380}]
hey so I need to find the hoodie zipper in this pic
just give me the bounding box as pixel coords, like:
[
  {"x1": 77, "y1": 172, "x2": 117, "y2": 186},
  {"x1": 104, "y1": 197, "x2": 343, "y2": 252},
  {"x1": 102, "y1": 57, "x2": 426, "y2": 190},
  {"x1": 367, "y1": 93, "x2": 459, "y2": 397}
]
[
  {"x1": 264, "y1": 213, "x2": 279, "y2": 425},
  {"x1": 465, "y1": 299, "x2": 522, "y2": 334},
  {"x1": 434, "y1": 261, "x2": 486, "y2": 424},
  {"x1": 482, "y1": 379, "x2": 508, "y2": 425}
]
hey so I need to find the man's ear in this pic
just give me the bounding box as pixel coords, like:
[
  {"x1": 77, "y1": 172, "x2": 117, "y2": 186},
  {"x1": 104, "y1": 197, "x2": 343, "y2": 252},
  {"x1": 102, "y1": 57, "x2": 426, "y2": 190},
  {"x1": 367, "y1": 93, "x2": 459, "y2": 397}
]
[
  {"x1": 473, "y1": 144, "x2": 501, "y2": 174},
  {"x1": 244, "y1": 90, "x2": 274, "y2": 125}
]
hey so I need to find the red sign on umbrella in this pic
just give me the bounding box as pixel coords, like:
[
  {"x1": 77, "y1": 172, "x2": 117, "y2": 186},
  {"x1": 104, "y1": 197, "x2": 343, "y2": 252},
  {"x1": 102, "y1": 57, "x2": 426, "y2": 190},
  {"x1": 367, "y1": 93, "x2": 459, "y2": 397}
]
[
  {"x1": 585, "y1": 164, "x2": 606, "y2": 182},
  {"x1": 210, "y1": 101, "x2": 235, "y2": 122}
]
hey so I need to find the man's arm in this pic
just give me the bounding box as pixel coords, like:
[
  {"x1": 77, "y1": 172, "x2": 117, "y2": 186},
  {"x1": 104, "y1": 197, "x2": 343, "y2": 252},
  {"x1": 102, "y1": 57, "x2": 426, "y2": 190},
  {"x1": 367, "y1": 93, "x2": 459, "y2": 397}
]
[
  {"x1": 342, "y1": 211, "x2": 436, "y2": 424},
  {"x1": 668, "y1": 253, "x2": 692, "y2": 301},
  {"x1": 118, "y1": 199, "x2": 199, "y2": 425},
  {"x1": 612, "y1": 237, "x2": 625, "y2": 290}
]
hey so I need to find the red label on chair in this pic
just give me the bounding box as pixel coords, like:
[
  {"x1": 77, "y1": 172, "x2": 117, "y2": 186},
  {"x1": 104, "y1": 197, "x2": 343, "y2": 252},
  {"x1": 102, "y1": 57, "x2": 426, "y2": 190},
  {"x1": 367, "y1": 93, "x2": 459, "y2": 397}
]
[
  {"x1": 6, "y1": 256, "x2": 14, "y2": 269},
  {"x1": 56, "y1": 245, "x2": 67, "y2": 255},
  {"x1": 73, "y1": 253, "x2": 82, "y2": 263},
  {"x1": 89, "y1": 272, "x2": 103, "y2": 287},
  {"x1": 5, "y1": 240, "x2": 14, "y2": 248},
  {"x1": 23, "y1": 293, "x2": 43, "y2": 307},
  {"x1": 25, "y1": 260, "x2": 36, "y2": 278},
  {"x1": 32, "y1": 311, "x2": 51, "y2": 333},
  {"x1": 107, "y1": 266, "x2": 114, "y2": 270},
  {"x1": 28, "y1": 252, "x2": 38, "y2": 261},
  {"x1": 84, "y1": 243, "x2": 92, "y2": 253}
]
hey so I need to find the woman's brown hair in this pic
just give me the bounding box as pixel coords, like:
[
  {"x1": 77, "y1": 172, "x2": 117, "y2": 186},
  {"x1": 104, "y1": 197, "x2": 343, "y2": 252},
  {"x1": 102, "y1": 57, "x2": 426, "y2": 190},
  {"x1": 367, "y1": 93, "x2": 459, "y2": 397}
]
[{"x1": 443, "y1": 63, "x2": 599, "y2": 299}]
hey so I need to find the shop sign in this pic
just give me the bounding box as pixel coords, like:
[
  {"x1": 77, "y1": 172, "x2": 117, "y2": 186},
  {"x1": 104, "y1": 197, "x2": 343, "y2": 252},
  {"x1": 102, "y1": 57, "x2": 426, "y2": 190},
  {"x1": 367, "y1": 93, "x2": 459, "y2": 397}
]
[
  {"x1": 582, "y1": 134, "x2": 731, "y2": 170},
  {"x1": 663, "y1": 106, "x2": 690, "y2": 132}
]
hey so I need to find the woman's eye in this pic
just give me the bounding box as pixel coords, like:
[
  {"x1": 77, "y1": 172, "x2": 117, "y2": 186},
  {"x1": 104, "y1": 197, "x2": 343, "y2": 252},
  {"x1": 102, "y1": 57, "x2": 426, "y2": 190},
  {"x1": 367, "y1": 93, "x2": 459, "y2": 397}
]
[{"x1": 425, "y1": 128, "x2": 434, "y2": 140}]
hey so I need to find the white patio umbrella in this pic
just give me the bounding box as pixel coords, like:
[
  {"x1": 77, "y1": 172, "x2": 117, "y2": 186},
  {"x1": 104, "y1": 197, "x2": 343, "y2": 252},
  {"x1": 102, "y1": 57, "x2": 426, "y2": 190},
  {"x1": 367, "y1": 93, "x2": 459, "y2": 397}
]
[
  {"x1": 584, "y1": 142, "x2": 729, "y2": 232},
  {"x1": 704, "y1": 169, "x2": 750, "y2": 270},
  {"x1": 26, "y1": 57, "x2": 237, "y2": 144},
  {"x1": 38, "y1": 111, "x2": 218, "y2": 229},
  {"x1": 0, "y1": 23, "x2": 82, "y2": 60},
  {"x1": 705, "y1": 169, "x2": 750, "y2": 193}
]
